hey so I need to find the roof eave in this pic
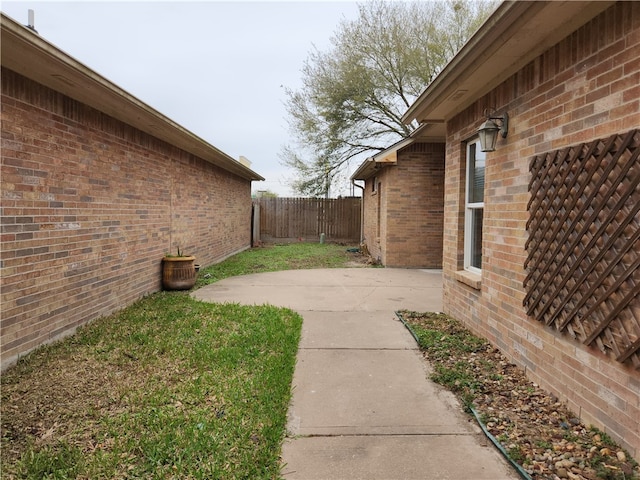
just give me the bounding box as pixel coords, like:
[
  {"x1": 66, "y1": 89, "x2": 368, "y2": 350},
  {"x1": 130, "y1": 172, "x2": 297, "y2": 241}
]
[
  {"x1": 351, "y1": 158, "x2": 377, "y2": 181},
  {"x1": 402, "y1": 1, "x2": 615, "y2": 126},
  {"x1": 350, "y1": 137, "x2": 415, "y2": 181},
  {"x1": 1, "y1": 13, "x2": 264, "y2": 182}
]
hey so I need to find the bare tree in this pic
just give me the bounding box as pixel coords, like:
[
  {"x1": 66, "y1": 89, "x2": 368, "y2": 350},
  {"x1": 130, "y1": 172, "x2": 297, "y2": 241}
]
[{"x1": 281, "y1": 0, "x2": 495, "y2": 197}]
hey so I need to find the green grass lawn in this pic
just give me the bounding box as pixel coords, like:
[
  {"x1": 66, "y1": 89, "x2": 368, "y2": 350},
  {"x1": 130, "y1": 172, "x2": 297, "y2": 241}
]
[
  {"x1": 1, "y1": 243, "x2": 366, "y2": 479},
  {"x1": 195, "y1": 242, "x2": 367, "y2": 288}
]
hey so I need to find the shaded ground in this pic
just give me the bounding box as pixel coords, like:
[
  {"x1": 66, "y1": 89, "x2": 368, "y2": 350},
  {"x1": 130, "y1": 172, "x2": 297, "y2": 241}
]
[{"x1": 403, "y1": 311, "x2": 639, "y2": 480}]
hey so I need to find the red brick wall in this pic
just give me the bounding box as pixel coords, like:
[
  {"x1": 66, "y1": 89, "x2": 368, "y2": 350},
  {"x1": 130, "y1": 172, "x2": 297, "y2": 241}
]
[
  {"x1": 361, "y1": 143, "x2": 445, "y2": 267},
  {"x1": 384, "y1": 143, "x2": 445, "y2": 268},
  {"x1": 1, "y1": 69, "x2": 253, "y2": 369},
  {"x1": 442, "y1": 2, "x2": 640, "y2": 455},
  {"x1": 362, "y1": 171, "x2": 384, "y2": 263}
]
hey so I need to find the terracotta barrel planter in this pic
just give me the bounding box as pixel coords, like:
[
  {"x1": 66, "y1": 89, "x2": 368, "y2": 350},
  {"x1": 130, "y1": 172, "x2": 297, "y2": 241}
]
[{"x1": 162, "y1": 256, "x2": 197, "y2": 290}]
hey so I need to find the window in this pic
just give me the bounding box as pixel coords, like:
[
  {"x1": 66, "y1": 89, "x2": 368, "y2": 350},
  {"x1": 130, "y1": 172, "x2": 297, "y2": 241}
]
[{"x1": 464, "y1": 139, "x2": 485, "y2": 272}]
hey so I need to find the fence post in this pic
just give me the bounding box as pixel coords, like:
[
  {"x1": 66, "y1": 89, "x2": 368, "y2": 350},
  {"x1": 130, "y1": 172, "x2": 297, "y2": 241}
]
[{"x1": 252, "y1": 202, "x2": 261, "y2": 246}]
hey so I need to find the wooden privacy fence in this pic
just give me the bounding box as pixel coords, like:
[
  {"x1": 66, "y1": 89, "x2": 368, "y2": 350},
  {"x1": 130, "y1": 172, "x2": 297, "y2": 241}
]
[{"x1": 253, "y1": 197, "x2": 361, "y2": 244}]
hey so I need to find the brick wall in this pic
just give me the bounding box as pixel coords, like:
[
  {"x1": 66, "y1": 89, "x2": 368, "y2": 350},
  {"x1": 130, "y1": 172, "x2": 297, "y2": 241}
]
[
  {"x1": 361, "y1": 143, "x2": 445, "y2": 267},
  {"x1": 384, "y1": 143, "x2": 444, "y2": 268},
  {"x1": 362, "y1": 171, "x2": 384, "y2": 263},
  {"x1": 442, "y1": 2, "x2": 640, "y2": 455},
  {"x1": 1, "y1": 69, "x2": 252, "y2": 370}
]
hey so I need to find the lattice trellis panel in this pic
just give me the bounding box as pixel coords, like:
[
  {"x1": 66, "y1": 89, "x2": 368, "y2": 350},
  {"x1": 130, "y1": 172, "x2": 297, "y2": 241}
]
[{"x1": 524, "y1": 130, "x2": 640, "y2": 369}]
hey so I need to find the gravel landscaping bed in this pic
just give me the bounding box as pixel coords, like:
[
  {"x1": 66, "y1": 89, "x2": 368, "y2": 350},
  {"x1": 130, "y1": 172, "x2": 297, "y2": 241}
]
[{"x1": 401, "y1": 311, "x2": 639, "y2": 480}]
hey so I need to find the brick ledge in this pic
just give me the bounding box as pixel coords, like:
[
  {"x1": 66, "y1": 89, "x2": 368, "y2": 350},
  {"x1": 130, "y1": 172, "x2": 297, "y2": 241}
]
[{"x1": 455, "y1": 270, "x2": 482, "y2": 290}]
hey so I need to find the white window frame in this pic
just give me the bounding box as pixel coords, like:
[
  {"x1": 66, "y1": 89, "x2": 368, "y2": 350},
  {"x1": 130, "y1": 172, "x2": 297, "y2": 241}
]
[{"x1": 464, "y1": 138, "x2": 485, "y2": 274}]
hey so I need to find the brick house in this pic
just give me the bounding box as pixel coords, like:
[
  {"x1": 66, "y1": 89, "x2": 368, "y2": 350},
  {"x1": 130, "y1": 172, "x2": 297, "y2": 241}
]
[
  {"x1": 351, "y1": 134, "x2": 445, "y2": 268},
  {"x1": 1, "y1": 14, "x2": 263, "y2": 370},
  {"x1": 400, "y1": 1, "x2": 640, "y2": 455}
]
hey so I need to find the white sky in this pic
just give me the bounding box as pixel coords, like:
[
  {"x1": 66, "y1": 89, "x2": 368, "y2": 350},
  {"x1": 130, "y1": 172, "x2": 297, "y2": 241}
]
[{"x1": 1, "y1": 0, "x2": 363, "y2": 196}]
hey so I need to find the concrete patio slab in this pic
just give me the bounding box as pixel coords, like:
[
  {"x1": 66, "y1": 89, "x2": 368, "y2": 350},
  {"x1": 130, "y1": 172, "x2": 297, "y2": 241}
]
[
  {"x1": 298, "y1": 311, "x2": 416, "y2": 350},
  {"x1": 192, "y1": 268, "x2": 518, "y2": 480},
  {"x1": 287, "y1": 348, "x2": 471, "y2": 436},
  {"x1": 193, "y1": 268, "x2": 443, "y2": 313},
  {"x1": 280, "y1": 435, "x2": 516, "y2": 480}
]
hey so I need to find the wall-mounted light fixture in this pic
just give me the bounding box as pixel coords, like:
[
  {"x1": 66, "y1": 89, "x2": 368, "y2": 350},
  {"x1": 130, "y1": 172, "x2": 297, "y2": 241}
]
[{"x1": 477, "y1": 109, "x2": 509, "y2": 152}]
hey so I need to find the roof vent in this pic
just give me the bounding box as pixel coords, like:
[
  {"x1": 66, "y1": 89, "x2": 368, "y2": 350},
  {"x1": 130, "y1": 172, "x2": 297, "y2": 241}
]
[
  {"x1": 27, "y1": 9, "x2": 38, "y2": 33},
  {"x1": 448, "y1": 89, "x2": 468, "y2": 101}
]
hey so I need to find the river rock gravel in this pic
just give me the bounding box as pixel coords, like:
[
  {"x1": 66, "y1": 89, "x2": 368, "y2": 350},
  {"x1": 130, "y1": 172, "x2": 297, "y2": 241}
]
[{"x1": 402, "y1": 311, "x2": 639, "y2": 480}]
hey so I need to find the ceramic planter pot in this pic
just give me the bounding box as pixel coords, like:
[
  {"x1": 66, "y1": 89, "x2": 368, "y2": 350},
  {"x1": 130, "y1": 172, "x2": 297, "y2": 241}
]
[{"x1": 162, "y1": 256, "x2": 197, "y2": 290}]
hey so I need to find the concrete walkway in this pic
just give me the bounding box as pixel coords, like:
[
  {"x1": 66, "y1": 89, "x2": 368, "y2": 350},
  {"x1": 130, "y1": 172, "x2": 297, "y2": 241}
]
[{"x1": 193, "y1": 268, "x2": 518, "y2": 480}]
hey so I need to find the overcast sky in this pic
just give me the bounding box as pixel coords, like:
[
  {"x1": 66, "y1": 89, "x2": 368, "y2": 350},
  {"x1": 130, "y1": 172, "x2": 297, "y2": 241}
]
[{"x1": 1, "y1": 0, "x2": 364, "y2": 196}]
